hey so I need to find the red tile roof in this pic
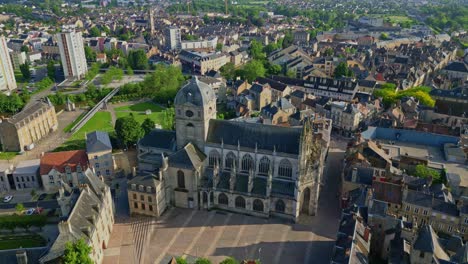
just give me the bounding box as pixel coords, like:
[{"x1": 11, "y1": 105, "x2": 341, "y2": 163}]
[{"x1": 40, "y1": 150, "x2": 89, "y2": 175}]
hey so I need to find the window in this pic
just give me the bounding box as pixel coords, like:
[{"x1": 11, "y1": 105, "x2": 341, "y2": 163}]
[
  {"x1": 253, "y1": 199, "x2": 264, "y2": 212},
  {"x1": 94, "y1": 155, "x2": 98, "y2": 160},
  {"x1": 208, "y1": 150, "x2": 221, "y2": 167},
  {"x1": 149, "y1": 205, "x2": 153, "y2": 211},
  {"x1": 21, "y1": 176, "x2": 24, "y2": 182},
  {"x1": 134, "y1": 202, "x2": 138, "y2": 209},
  {"x1": 235, "y1": 196, "x2": 246, "y2": 208},
  {"x1": 419, "y1": 251, "x2": 424, "y2": 258},
  {"x1": 405, "y1": 205, "x2": 410, "y2": 211},
  {"x1": 465, "y1": 218, "x2": 468, "y2": 224},
  {"x1": 133, "y1": 193, "x2": 137, "y2": 199},
  {"x1": 142, "y1": 203, "x2": 146, "y2": 210},
  {"x1": 185, "y1": 110, "x2": 194, "y2": 117},
  {"x1": 225, "y1": 152, "x2": 236, "y2": 170},
  {"x1": 447, "y1": 226, "x2": 453, "y2": 232},
  {"x1": 423, "y1": 210, "x2": 428, "y2": 216},
  {"x1": 95, "y1": 163, "x2": 100, "y2": 169},
  {"x1": 275, "y1": 200, "x2": 286, "y2": 213},
  {"x1": 278, "y1": 159, "x2": 293, "y2": 178},
  {"x1": 148, "y1": 196, "x2": 152, "y2": 203},
  {"x1": 177, "y1": 170, "x2": 185, "y2": 189},
  {"x1": 258, "y1": 156, "x2": 271, "y2": 175},
  {"x1": 106, "y1": 170, "x2": 110, "y2": 175},
  {"x1": 31, "y1": 177, "x2": 35, "y2": 182},
  {"x1": 16, "y1": 177, "x2": 19, "y2": 182},
  {"x1": 218, "y1": 193, "x2": 228, "y2": 205},
  {"x1": 49, "y1": 175, "x2": 54, "y2": 180},
  {"x1": 241, "y1": 154, "x2": 254, "y2": 172},
  {"x1": 140, "y1": 195, "x2": 144, "y2": 201},
  {"x1": 414, "y1": 208, "x2": 419, "y2": 214}
]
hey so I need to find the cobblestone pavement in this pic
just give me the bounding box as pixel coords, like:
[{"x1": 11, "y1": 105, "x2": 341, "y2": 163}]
[{"x1": 104, "y1": 136, "x2": 347, "y2": 264}]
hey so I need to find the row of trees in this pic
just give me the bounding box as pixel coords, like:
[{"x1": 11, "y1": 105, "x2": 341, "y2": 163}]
[
  {"x1": 100, "y1": 66, "x2": 124, "y2": 85},
  {"x1": 0, "y1": 215, "x2": 47, "y2": 233},
  {"x1": 0, "y1": 93, "x2": 25, "y2": 114},
  {"x1": 176, "y1": 256, "x2": 260, "y2": 264},
  {"x1": 373, "y1": 84, "x2": 435, "y2": 107}
]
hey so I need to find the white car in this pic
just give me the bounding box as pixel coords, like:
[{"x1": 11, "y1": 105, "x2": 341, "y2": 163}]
[
  {"x1": 3, "y1": 195, "x2": 13, "y2": 203},
  {"x1": 25, "y1": 208, "x2": 35, "y2": 215}
]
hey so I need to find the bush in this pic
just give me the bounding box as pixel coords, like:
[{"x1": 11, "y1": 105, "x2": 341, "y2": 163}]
[
  {"x1": 0, "y1": 215, "x2": 47, "y2": 232},
  {"x1": 194, "y1": 258, "x2": 212, "y2": 264},
  {"x1": 220, "y1": 257, "x2": 239, "y2": 264}
]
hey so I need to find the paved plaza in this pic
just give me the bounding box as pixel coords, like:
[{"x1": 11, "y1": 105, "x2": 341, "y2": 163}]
[{"x1": 104, "y1": 139, "x2": 346, "y2": 264}]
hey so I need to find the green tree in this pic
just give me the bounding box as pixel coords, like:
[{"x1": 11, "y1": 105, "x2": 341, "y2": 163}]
[
  {"x1": 15, "y1": 203, "x2": 25, "y2": 214},
  {"x1": 324, "y1": 47, "x2": 334, "y2": 57},
  {"x1": 176, "y1": 257, "x2": 188, "y2": 264},
  {"x1": 216, "y1": 43, "x2": 223, "y2": 51},
  {"x1": 220, "y1": 257, "x2": 239, "y2": 264},
  {"x1": 333, "y1": 62, "x2": 354, "y2": 78},
  {"x1": 220, "y1": 62, "x2": 236, "y2": 80},
  {"x1": 20, "y1": 45, "x2": 29, "y2": 53},
  {"x1": 84, "y1": 46, "x2": 97, "y2": 62},
  {"x1": 19, "y1": 62, "x2": 31, "y2": 80},
  {"x1": 413, "y1": 164, "x2": 444, "y2": 184},
  {"x1": 47, "y1": 60, "x2": 56, "y2": 80},
  {"x1": 115, "y1": 116, "x2": 145, "y2": 147},
  {"x1": 142, "y1": 118, "x2": 155, "y2": 135},
  {"x1": 250, "y1": 40, "x2": 266, "y2": 60},
  {"x1": 241, "y1": 60, "x2": 266, "y2": 82},
  {"x1": 380, "y1": 33, "x2": 390, "y2": 40},
  {"x1": 126, "y1": 66, "x2": 134, "y2": 75},
  {"x1": 89, "y1": 26, "x2": 101, "y2": 37},
  {"x1": 63, "y1": 238, "x2": 93, "y2": 264},
  {"x1": 194, "y1": 258, "x2": 212, "y2": 264},
  {"x1": 286, "y1": 68, "x2": 296, "y2": 78},
  {"x1": 127, "y1": 49, "x2": 149, "y2": 70},
  {"x1": 282, "y1": 30, "x2": 293, "y2": 48}
]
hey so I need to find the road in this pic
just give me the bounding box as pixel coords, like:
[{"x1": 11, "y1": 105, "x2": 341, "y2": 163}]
[{"x1": 0, "y1": 199, "x2": 59, "y2": 210}]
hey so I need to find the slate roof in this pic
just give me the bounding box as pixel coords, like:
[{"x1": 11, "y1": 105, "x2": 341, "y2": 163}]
[
  {"x1": 290, "y1": 89, "x2": 305, "y2": 98},
  {"x1": 361, "y1": 127, "x2": 459, "y2": 147},
  {"x1": 174, "y1": 76, "x2": 216, "y2": 107},
  {"x1": 128, "y1": 173, "x2": 160, "y2": 191},
  {"x1": 444, "y1": 61, "x2": 468, "y2": 73},
  {"x1": 372, "y1": 181, "x2": 402, "y2": 204},
  {"x1": 13, "y1": 159, "x2": 40, "y2": 175},
  {"x1": 86, "y1": 131, "x2": 112, "y2": 153},
  {"x1": 250, "y1": 83, "x2": 265, "y2": 93},
  {"x1": 413, "y1": 225, "x2": 450, "y2": 261},
  {"x1": 256, "y1": 77, "x2": 288, "y2": 92},
  {"x1": 206, "y1": 119, "x2": 302, "y2": 154},
  {"x1": 168, "y1": 143, "x2": 206, "y2": 170},
  {"x1": 404, "y1": 190, "x2": 433, "y2": 208},
  {"x1": 345, "y1": 167, "x2": 374, "y2": 185},
  {"x1": 40, "y1": 150, "x2": 88, "y2": 175},
  {"x1": 4, "y1": 100, "x2": 53, "y2": 125},
  {"x1": 0, "y1": 248, "x2": 48, "y2": 264},
  {"x1": 138, "y1": 129, "x2": 177, "y2": 151}
]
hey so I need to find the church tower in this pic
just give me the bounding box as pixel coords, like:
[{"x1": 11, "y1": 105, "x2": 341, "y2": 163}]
[{"x1": 174, "y1": 76, "x2": 217, "y2": 150}]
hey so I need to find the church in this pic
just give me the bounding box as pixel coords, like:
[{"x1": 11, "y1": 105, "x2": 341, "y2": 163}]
[{"x1": 128, "y1": 77, "x2": 328, "y2": 222}]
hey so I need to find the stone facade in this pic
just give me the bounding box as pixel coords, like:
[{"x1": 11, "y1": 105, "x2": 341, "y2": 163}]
[{"x1": 0, "y1": 100, "x2": 58, "y2": 152}]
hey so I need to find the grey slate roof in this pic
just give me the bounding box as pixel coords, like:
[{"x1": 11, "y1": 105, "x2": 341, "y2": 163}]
[
  {"x1": 444, "y1": 61, "x2": 468, "y2": 73},
  {"x1": 404, "y1": 190, "x2": 433, "y2": 208},
  {"x1": 128, "y1": 173, "x2": 160, "y2": 191},
  {"x1": 86, "y1": 131, "x2": 112, "y2": 153},
  {"x1": 206, "y1": 119, "x2": 302, "y2": 155},
  {"x1": 138, "y1": 129, "x2": 177, "y2": 151},
  {"x1": 168, "y1": 143, "x2": 206, "y2": 170},
  {"x1": 413, "y1": 225, "x2": 450, "y2": 261},
  {"x1": 174, "y1": 76, "x2": 216, "y2": 107},
  {"x1": 0, "y1": 247, "x2": 48, "y2": 264},
  {"x1": 13, "y1": 159, "x2": 40, "y2": 175}
]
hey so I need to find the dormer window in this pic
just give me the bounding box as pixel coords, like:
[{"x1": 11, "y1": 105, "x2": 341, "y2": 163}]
[
  {"x1": 65, "y1": 166, "x2": 71, "y2": 173},
  {"x1": 146, "y1": 186, "x2": 152, "y2": 193},
  {"x1": 131, "y1": 184, "x2": 136, "y2": 190},
  {"x1": 139, "y1": 185, "x2": 144, "y2": 191}
]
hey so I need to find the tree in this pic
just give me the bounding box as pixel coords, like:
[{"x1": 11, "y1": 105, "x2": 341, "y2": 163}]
[
  {"x1": 250, "y1": 40, "x2": 266, "y2": 60},
  {"x1": 142, "y1": 118, "x2": 155, "y2": 135},
  {"x1": 63, "y1": 238, "x2": 93, "y2": 264},
  {"x1": 126, "y1": 66, "x2": 134, "y2": 75},
  {"x1": 20, "y1": 45, "x2": 29, "y2": 53},
  {"x1": 115, "y1": 116, "x2": 145, "y2": 147},
  {"x1": 220, "y1": 62, "x2": 236, "y2": 80},
  {"x1": 333, "y1": 62, "x2": 354, "y2": 78},
  {"x1": 89, "y1": 26, "x2": 101, "y2": 37},
  {"x1": 194, "y1": 258, "x2": 212, "y2": 264},
  {"x1": 84, "y1": 46, "x2": 96, "y2": 62},
  {"x1": 282, "y1": 30, "x2": 293, "y2": 48},
  {"x1": 286, "y1": 68, "x2": 296, "y2": 78},
  {"x1": 127, "y1": 49, "x2": 149, "y2": 70},
  {"x1": 241, "y1": 60, "x2": 266, "y2": 82},
  {"x1": 47, "y1": 60, "x2": 56, "y2": 80},
  {"x1": 324, "y1": 47, "x2": 334, "y2": 57},
  {"x1": 380, "y1": 33, "x2": 390, "y2": 40},
  {"x1": 19, "y1": 62, "x2": 31, "y2": 80},
  {"x1": 15, "y1": 203, "x2": 25, "y2": 214},
  {"x1": 220, "y1": 257, "x2": 239, "y2": 264},
  {"x1": 176, "y1": 257, "x2": 188, "y2": 264},
  {"x1": 216, "y1": 43, "x2": 223, "y2": 52}
]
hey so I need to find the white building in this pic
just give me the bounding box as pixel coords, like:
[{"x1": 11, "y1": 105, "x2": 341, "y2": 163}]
[
  {"x1": 57, "y1": 29, "x2": 88, "y2": 80},
  {"x1": 165, "y1": 26, "x2": 181, "y2": 50},
  {"x1": 0, "y1": 36, "x2": 17, "y2": 93}
]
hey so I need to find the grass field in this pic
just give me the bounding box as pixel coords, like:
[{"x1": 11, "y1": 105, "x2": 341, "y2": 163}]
[
  {"x1": 115, "y1": 102, "x2": 163, "y2": 112},
  {"x1": 115, "y1": 102, "x2": 172, "y2": 129},
  {"x1": 0, "y1": 234, "x2": 46, "y2": 250},
  {"x1": 63, "y1": 111, "x2": 86, "y2": 132},
  {"x1": 55, "y1": 111, "x2": 114, "y2": 151},
  {"x1": 0, "y1": 152, "x2": 18, "y2": 160}
]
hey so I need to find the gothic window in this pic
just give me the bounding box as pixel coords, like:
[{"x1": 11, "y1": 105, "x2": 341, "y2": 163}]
[
  {"x1": 235, "y1": 196, "x2": 246, "y2": 208},
  {"x1": 258, "y1": 156, "x2": 271, "y2": 175},
  {"x1": 278, "y1": 159, "x2": 293, "y2": 178},
  {"x1": 218, "y1": 193, "x2": 228, "y2": 205},
  {"x1": 225, "y1": 152, "x2": 236, "y2": 170},
  {"x1": 177, "y1": 170, "x2": 185, "y2": 189},
  {"x1": 241, "y1": 154, "x2": 254, "y2": 172},
  {"x1": 253, "y1": 199, "x2": 264, "y2": 212},
  {"x1": 275, "y1": 199, "x2": 285, "y2": 213},
  {"x1": 208, "y1": 150, "x2": 221, "y2": 167}
]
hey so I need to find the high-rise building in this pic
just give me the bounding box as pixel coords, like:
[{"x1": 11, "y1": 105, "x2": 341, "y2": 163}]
[
  {"x1": 165, "y1": 26, "x2": 181, "y2": 50},
  {"x1": 0, "y1": 36, "x2": 17, "y2": 93},
  {"x1": 57, "y1": 28, "x2": 88, "y2": 80}
]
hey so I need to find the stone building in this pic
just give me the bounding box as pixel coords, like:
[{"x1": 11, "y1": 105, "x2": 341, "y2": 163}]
[
  {"x1": 0, "y1": 99, "x2": 58, "y2": 152},
  {"x1": 0, "y1": 164, "x2": 13, "y2": 193},
  {"x1": 128, "y1": 172, "x2": 167, "y2": 217},
  {"x1": 86, "y1": 131, "x2": 114, "y2": 178},
  {"x1": 132, "y1": 77, "x2": 327, "y2": 221},
  {"x1": 13, "y1": 159, "x2": 40, "y2": 190}
]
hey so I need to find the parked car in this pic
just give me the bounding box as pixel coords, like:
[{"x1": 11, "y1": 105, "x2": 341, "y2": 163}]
[
  {"x1": 34, "y1": 207, "x2": 43, "y2": 214},
  {"x1": 38, "y1": 193, "x2": 47, "y2": 201},
  {"x1": 3, "y1": 195, "x2": 13, "y2": 203},
  {"x1": 25, "y1": 208, "x2": 35, "y2": 215}
]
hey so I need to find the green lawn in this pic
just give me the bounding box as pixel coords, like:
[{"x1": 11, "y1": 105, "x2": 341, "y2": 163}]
[
  {"x1": 55, "y1": 111, "x2": 113, "y2": 152},
  {"x1": 0, "y1": 234, "x2": 46, "y2": 250},
  {"x1": 63, "y1": 112, "x2": 86, "y2": 132},
  {"x1": 115, "y1": 102, "x2": 163, "y2": 112},
  {"x1": 0, "y1": 152, "x2": 18, "y2": 160},
  {"x1": 116, "y1": 111, "x2": 166, "y2": 125}
]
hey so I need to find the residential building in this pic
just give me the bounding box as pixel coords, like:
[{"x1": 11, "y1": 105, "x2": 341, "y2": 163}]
[
  {"x1": 179, "y1": 50, "x2": 228, "y2": 74},
  {"x1": 0, "y1": 99, "x2": 58, "y2": 152},
  {"x1": 442, "y1": 61, "x2": 468, "y2": 81},
  {"x1": 40, "y1": 150, "x2": 89, "y2": 192},
  {"x1": 57, "y1": 28, "x2": 88, "y2": 80},
  {"x1": 39, "y1": 170, "x2": 114, "y2": 264},
  {"x1": 86, "y1": 131, "x2": 114, "y2": 178},
  {"x1": 181, "y1": 36, "x2": 218, "y2": 50},
  {"x1": 330, "y1": 102, "x2": 362, "y2": 136},
  {"x1": 128, "y1": 172, "x2": 166, "y2": 217},
  {"x1": 13, "y1": 159, "x2": 40, "y2": 190},
  {"x1": 165, "y1": 26, "x2": 181, "y2": 50},
  {"x1": 0, "y1": 36, "x2": 17, "y2": 93},
  {"x1": 9, "y1": 51, "x2": 27, "y2": 71},
  {"x1": 0, "y1": 164, "x2": 13, "y2": 193}
]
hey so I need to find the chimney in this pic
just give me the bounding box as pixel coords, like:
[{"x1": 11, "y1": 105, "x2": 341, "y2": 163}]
[
  {"x1": 352, "y1": 168, "x2": 358, "y2": 182},
  {"x1": 16, "y1": 250, "x2": 27, "y2": 264}
]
